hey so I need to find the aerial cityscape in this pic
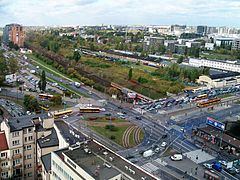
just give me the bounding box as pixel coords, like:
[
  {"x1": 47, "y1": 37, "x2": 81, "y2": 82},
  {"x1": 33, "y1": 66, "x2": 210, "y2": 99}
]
[{"x1": 1, "y1": 0, "x2": 240, "y2": 180}]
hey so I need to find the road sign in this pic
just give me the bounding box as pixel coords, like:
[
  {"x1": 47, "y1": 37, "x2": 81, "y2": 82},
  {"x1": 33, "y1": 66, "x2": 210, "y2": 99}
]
[{"x1": 206, "y1": 117, "x2": 225, "y2": 131}]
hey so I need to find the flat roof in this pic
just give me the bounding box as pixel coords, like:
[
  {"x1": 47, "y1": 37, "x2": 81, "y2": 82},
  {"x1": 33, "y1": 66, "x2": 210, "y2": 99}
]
[
  {"x1": 209, "y1": 69, "x2": 240, "y2": 80},
  {"x1": 64, "y1": 147, "x2": 120, "y2": 180},
  {"x1": 37, "y1": 128, "x2": 59, "y2": 148},
  {"x1": 54, "y1": 120, "x2": 87, "y2": 145}
]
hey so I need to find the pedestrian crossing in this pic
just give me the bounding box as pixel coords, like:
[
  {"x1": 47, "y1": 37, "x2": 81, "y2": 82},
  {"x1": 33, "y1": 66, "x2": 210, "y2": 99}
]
[{"x1": 141, "y1": 162, "x2": 159, "y2": 173}]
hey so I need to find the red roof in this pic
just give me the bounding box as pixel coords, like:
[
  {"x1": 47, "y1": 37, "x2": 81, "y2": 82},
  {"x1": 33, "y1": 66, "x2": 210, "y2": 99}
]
[{"x1": 0, "y1": 132, "x2": 9, "y2": 151}]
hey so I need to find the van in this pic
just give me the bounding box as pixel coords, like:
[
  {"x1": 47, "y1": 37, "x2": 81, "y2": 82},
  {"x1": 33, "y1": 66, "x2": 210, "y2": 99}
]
[{"x1": 170, "y1": 154, "x2": 183, "y2": 161}]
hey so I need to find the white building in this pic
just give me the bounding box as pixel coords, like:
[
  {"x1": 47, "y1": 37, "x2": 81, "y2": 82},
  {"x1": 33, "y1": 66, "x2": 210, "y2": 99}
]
[
  {"x1": 232, "y1": 39, "x2": 240, "y2": 50},
  {"x1": 189, "y1": 58, "x2": 240, "y2": 73},
  {"x1": 205, "y1": 43, "x2": 215, "y2": 50}
]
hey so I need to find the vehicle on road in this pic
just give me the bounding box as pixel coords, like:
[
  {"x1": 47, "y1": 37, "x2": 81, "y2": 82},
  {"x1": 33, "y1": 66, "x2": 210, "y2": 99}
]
[
  {"x1": 212, "y1": 162, "x2": 222, "y2": 172},
  {"x1": 54, "y1": 109, "x2": 73, "y2": 119},
  {"x1": 74, "y1": 82, "x2": 81, "y2": 88},
  {"x1": 203, "y1": 163, "x2": 212, "y2": 170},
  {"x1": 143, "y1": 149, "x2": 154, "y2": 158},
  {"x1": 218, "y1": 160, "x2": 227, "y2": 167},
  {"x1": 161, "y1": 142, "x2": 167, "y2": 147},
  {"x1": 79, "y1": 107, "x2": 101, "y2": 113},
  {"x1": 197, "y1": 98, "x2": 221, "y2": 108},
  {"x1": 170, "y1": 154, "x2": 183, "y2": 161},
  {"x1": 39, "y1": 93, "x2": 54, "y2": 100}
]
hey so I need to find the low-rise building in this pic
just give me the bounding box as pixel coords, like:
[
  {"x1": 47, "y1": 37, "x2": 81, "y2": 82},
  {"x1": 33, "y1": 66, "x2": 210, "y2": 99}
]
[{"x1": 205, "y1": 43, "x2": 215, "y2": 50}]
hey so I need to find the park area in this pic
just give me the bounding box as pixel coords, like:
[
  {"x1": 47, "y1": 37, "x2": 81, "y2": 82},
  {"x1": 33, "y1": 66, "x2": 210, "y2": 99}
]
[{"x1": 85, "y1": 117, "x2": 144, "y2": 148}]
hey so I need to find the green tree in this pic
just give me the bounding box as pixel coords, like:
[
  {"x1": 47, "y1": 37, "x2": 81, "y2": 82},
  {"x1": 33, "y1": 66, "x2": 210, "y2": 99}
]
[
  {"x1": 38, "y1": 70, "x2": 47, "y2": 91},
  {"x1": 73, "y1": 50, "x2": 81, "y2": 62},
  {"x1": 50, "y1": 95, "x2": 62, "y2": 105},
  {"x1": 8, "y1": 58, "x2": 19, "y2": 73},
  {"x1": 177, "y1": 56, "x2": 184, "y2": 64},
  {"x1": 128, "y1": 68, "x2": 133, "y2": 80},
  {"x1": 24, "y1": 95, "x2": 39, "y2": 112}
]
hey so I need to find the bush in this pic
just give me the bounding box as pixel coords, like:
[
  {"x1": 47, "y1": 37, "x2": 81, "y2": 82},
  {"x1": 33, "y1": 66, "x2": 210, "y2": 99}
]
[
  {"x1": 105, "y1": 125, "x2": 118, "y2": 131},
  {"x1": 110, "y1": 135, "x2": 116, "y2": 140}
]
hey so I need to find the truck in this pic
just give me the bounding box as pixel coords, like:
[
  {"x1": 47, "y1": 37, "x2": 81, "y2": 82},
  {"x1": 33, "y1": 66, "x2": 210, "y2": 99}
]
[
  {"x1": 143, "y1": 149, "x2": 154, "y2": 158},
  {"x1": 74, "y1": 82, "x2": 81, "y2": 88},
  {"x1": 212, "y1": 162, "x2": 222, "y2": 172}
]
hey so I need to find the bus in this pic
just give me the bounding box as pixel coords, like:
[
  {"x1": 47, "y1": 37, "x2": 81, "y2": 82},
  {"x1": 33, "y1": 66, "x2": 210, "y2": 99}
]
[
  {"x1": 79, "y1": 107, "x2": 101, "y2": 113},
  {"x1": 203, "y1": 170, "x2": 220, "y2": 180},
  {"x1": 197, "y1": 98, "x2": 221, "y2": 108},
  {"x1": 194, "y1": 94, "x2": 208, "y2": 101},
  {"x1": 39, "y1": 93, "x2": 54, "y2": 100},
  {"x1": 39, "y1": 104, "x2": 49, "y2": 111},
  {"x1": 54, "y1": 109, "x2": 73, "y2": 119}
]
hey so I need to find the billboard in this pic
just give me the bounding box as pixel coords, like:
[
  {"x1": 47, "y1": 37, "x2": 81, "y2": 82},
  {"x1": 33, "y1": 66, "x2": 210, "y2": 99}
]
[{"x1": 207, "y1": 117, "x2": 225, "y2": 131}]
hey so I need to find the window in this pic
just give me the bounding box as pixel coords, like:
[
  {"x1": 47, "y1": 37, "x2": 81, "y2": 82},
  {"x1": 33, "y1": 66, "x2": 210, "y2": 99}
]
[
  {"x1": 12, "y1": 131, "x2": 19, "y2": 137},
  {"x1": 23, "y1": 129, "x2": 27, "y2": 134},
  {"x1": 27, "y1": 172, "x2": 32, "y2": 177},
  {"x1": 12, "y1": 140, "x2": 20, "y2": 146},
  {"x1": 1, "y1": 172, "x2": 8, "y2": 178},
  {"x1": 27, "y1": 145, "x2": 32, "y2": 150},
  {"x1": 13, "y1": 149, "x2": 20, "y2": 155},
  {"x1": 26, "y1": 154, "x2": 32, "y2": 159},
  {"x1": 1, "y1": 152, "x2": 7, "y2": 157},
  {"x1": 28, "y1": 128, "x2": 32, "y2": 133},
  {"x1": 2, "y1": 161, "x2": 8, "y2": 167},
  {"x1": 13, "y1": 159, "x2": 20, "y2": 166},
  {"x1": 25, "y1": 137, "x2": 27, "y2": 142},
  {"x1": 28, "y1": 136, "x2": 33, "y2": 141}
]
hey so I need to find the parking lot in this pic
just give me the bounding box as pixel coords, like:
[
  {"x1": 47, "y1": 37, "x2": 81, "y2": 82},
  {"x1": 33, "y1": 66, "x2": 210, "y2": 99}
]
[{"x1": 0, "y1": 99, "x2": 25, "y2": 118}]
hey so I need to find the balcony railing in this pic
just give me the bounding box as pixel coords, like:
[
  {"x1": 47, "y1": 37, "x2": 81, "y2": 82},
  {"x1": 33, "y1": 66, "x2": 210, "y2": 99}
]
[{"x1": 13, "y1": 164, "x2": 22, "y2": 169}]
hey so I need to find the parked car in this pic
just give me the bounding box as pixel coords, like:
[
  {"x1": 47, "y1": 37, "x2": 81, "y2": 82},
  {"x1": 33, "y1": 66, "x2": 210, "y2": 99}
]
[
  {"x1": 170, "y1": 154, "x2": 183, "y2": 161},
  {"x1": 203, "y1": 163, "x2": 212, "y2": 170}
]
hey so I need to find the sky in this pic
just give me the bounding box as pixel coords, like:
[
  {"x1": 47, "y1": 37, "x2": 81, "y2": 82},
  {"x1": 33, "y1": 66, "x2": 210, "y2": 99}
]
[{"x1": 0, "y1": 0, "x2": 240, "y2": 27}]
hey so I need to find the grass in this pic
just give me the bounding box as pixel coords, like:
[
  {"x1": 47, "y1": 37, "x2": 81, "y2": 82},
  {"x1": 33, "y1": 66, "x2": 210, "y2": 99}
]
[
  {"x1": 90, "y1": 125, "x2": 129, "y2": 146},
  {"x1": 139, "y1": 130, "x2": 144, "y2": 141},
  {"x1": 86, "y1": 117, "x2": 127, "y2": 123},
  {"x1": 129, "y1": 130, "x2": 136, "y2": 147},
  {"x1": 200, "y1": 52, "x2": 233, "y2": 60}
]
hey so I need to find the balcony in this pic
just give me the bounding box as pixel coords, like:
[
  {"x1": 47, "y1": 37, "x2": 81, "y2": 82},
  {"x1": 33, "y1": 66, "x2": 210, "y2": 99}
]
[
  {"x1": 1, "y1": 166, "x2": 11, "y2": 171},
  {"x1": 0, "y1": 156, "x2": 9, "y2": 161},
  {"x1": 12, "y1": 154, "x2": 22, "y2": 159}
]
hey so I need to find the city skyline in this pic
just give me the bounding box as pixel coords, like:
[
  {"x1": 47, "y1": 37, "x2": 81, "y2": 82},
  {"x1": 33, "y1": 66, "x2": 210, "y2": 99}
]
[{"x1": 1, "y1": 0, "x2": 240, "y2": 27}]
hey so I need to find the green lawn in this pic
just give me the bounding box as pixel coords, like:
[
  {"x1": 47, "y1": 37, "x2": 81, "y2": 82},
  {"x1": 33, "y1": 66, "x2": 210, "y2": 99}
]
[
  {"x1": 129, "y1": 130, "x2": 136, "y2": 147},
  {"x1": 87, "y1": 117, "x2": 127, "y2": 123},
  {"x1": 200, "y1": 53, "x2": 233, "y2": 60},
  {"x1": 90, "y1": 125, "x2": 129, "y2": 146}
]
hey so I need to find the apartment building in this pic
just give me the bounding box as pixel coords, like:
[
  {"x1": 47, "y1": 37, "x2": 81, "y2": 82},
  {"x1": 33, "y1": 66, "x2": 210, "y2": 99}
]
[
  {"x1": 0, "y1": 131, "x2": 10, "y2": 179},
  {"x1": 232, "y1": 39, "x2": 240, "y2": 50},
  {"x1": 3, "y1": 24, "x2": 25, "y2": 47},
  {"x1": 1, "y1": 117, "x2": 36, "y2": 179}
]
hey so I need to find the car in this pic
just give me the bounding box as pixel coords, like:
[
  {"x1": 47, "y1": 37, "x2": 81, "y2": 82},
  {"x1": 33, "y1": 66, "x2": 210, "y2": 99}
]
[
  {"x1": 226, "y1": 167, "x2": 237, "y2": 175},
  {"x1": 63, "y1": 115, "x2": 68, "y2": 119},
  {"x1": 161, "y1": 142, "x2": 167, "y2": 147},
  {"x1": 232, "y1": 167, "x2": 240, "y2": 174},
  {"x1": 154, "y1": 148, "x2": 160, "y2": 153},
  {"x1": 103, "y1": 151, "x2": 108, "y2": 156},
  {"x1": 218, "y1": 160, "x2": 227, "y2": 167},
  {"x1": 170, "y1": 154, "x2": 183, "y2": 161},
  {"x1": 203, "y1": 163, "x2": 212, "y2": 170}
]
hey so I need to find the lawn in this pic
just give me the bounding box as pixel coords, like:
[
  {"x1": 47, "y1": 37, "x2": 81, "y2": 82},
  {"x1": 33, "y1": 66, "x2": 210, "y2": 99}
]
[
  {"x1": 200, "y1": 52, "x2": 234, "y2": 60},
  {"x1": 90, "y1": 125, "x2": 129, "y2": 146}
]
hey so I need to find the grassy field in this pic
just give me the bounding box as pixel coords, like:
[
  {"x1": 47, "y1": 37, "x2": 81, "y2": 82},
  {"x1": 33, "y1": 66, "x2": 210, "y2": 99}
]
[
  {"x1": 200, "y1": 53, "x2": 233, "y2": 60},
  {"x1": 90, "y1": 125, "x2": 129, "y2": 146}
]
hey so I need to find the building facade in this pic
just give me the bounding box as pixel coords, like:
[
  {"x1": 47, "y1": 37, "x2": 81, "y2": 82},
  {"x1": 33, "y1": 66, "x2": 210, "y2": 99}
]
[
  {"x1": 3, "y1": 24, "x2": 25, "y2": 47},
  {"x1": 232, "y1": 39, "x2": 240, "y2": 50}
]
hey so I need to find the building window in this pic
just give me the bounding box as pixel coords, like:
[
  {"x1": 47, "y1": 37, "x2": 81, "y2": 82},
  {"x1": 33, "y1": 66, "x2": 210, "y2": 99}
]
[
  {"x1": 28, "y1": 128, "x2": 32, "y2": 133},
  {"x1": 13, "y1": 149, "x2": 20, "y2": 155},
  {"x1": 28, "y1": 136, "x2": 33, "y2": 141},
  {"x1": 13, "y1": 159, "x2": 20, "y2": 166},
  {"x1": 12, "y1": 140, "x2": 20, "y2": 146},
  {"x1": 1, "y1": 152, "x2": 7, "y2": 157},
  {"x1": 26, "y1": 154, "x2": 32, "y2": 159},
  {"x1": 27, "y1": 145, "x2": 32, "y2": 150},
  {"x1": 28, "y1": 172, "x2": 32, "y2": 177},
  {"x1": 23, "y1": 129, "x2": 27, "y2": 134},
  {"x1": 12, "y1": 131, "x2": 19, "y2": 137},
  {"x1": 1, "y1": 172, "x2": 8, "y2": 178},
  {"x1": 2, "y1": 161, "x2": 8, "y2": 167}
]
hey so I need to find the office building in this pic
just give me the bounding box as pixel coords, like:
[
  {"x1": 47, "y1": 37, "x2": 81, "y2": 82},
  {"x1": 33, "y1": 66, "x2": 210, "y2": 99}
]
[
  {"x1": 215, "y1": 37, "x2": 234, "y2": 47},
  {"x1": 3, "y1": 24, "x2": 25, "y2": 47}
]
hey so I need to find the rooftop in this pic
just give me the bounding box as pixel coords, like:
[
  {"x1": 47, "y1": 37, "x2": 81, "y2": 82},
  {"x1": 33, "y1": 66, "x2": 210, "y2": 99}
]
[
  {"x1": 64, "y1": 147, "x2": 120, "y2": 180},
  {"x1": 7, "y1": 113, "x2": 49, "y2": 132},
  {"x1": 41, "y1": 153, "x2": 51, "y2": 172},
  {"x1": 54, "y1": 120, "x2": 87, "y2": 145},
  {"x1": 209, "y1": 69, "x2": 240, "y2": 80},
  {"x1": 0, "y1": 131, "x2": 8, "y2": 151},
  {"x1": 37, "y1": 128, "x2": 59, "y2": 148}
]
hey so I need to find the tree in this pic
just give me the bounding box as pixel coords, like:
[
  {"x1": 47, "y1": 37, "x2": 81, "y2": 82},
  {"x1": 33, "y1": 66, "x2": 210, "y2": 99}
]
[
  {"x1": 177, "y1": 56, "x2": 184, "y2": 64},
  {"x1": 8, "y1": 58, "x2": 19, "y2": 73},
  {"x1": 50, "y1": 95, "x2": 62, "y2": 105},
  {"x1": 73, "y1": 50, "x2": 81, "y2": 62},
  {"x1": 128, "y1": 68, "x2": 133, "y2": 80},
  {"x1": 38, "y1": 70, "x2": 47, "y2": 91},
  {"x1": 24, "y1": 95, "x2": 39, "y2": 112}
]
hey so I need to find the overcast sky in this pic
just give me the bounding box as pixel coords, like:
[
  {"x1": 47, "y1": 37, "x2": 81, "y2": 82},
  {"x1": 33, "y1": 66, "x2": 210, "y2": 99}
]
[{"x1": 0, "y1": 0, "x2": 240, "y2": 27}]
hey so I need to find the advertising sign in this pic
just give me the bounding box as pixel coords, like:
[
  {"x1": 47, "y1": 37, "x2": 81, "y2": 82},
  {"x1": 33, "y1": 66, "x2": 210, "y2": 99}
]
[{"x1": 207, "y1": 117, "x2": 225, "y2": 131}]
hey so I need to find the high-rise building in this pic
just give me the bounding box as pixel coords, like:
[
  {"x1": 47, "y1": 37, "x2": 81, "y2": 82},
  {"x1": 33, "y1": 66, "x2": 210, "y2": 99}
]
[
  {"x1": 197, "y1": 26, "x2": 207, "y2": 35},
  {"x1": 3, "y1": 24, "x2": 25, "y2": 47}
]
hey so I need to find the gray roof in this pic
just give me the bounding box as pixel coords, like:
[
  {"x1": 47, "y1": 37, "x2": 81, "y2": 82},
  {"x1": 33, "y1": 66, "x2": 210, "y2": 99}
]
[
  {"x1": 37, "y1": 128, "x2": 59, "y2": 148},
  {"x1": 64, "y1": 147, "x2": 121, "y2": 180},
  {"x1": 54, "y1": 120, "x2": 87, "y2": 145},
  {"x1": 209, "y1": 69, "x2": 240, "y2": 80},
  {"x1": 8, "y1": 113, "x2": 49, "y2": 132},
  {"x1": 41, "y1": 153, "x2": 51, "y2": 172}
]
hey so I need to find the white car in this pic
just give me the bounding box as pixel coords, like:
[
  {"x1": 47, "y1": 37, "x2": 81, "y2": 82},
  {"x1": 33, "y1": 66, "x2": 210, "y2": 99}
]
[
  {"x1": 63, "y1": 115, "x2": 68, "y2": 119},
  {"x1": 161, "y1": 142, "x2": 167, "y2": 147},
  {"x1": 203, "y1": 163, "x2": 212, "y2": 169},
  {"x1": 170, "y1": 154, "x2": 183, "y2": 161},
  {"x1": 218, "y1": 160, "x2": 227, "y2": 166}
]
